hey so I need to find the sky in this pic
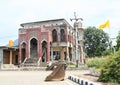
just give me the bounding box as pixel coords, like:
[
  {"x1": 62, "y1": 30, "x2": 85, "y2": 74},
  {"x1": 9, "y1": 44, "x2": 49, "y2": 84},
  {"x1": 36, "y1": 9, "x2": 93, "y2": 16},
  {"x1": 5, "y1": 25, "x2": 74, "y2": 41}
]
[{"x1": 0, "y1": 0, "x2": 120, "y2": 46}]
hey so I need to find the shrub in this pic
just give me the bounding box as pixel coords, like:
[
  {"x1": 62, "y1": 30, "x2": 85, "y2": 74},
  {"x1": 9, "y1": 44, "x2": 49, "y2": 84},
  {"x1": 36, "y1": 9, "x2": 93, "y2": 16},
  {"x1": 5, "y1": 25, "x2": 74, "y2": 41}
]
[
  {"x1": 98, "y1": 50, "x2": 120, "y2": 83},
  {"x1": 102, "y1": 49, "x2": 112, "y2": 56},
  {"x1": 86, "y1": 57, "x2": 106, "y2": 69}
]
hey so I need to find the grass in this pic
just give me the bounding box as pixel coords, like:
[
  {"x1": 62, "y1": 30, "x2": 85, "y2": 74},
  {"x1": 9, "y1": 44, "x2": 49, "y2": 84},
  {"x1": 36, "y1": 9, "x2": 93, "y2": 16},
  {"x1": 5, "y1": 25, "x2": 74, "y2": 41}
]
[{"x1": 67, "y1": 64, "x2": 76, "y2": 67}]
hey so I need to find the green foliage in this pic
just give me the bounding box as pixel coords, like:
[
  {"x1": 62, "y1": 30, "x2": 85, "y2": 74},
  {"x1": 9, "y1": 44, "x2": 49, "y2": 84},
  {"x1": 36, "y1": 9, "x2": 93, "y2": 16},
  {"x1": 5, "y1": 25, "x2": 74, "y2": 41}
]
[
  {"x1": 86, "y1": 57, "x2": 106, "y2": 69},
  {"x1": 116, "y1": 31, "x2": 120, "y2": 51},
  {"x1": 84, "y1": 27, "x2": 109, "y2": 57},
  {"x1": 102, "y1": 49, "x2": 113, "y2": 56},
  {"x1": 98, "y1": 50, "x2": 120, "y2": 83},
  {"x1": 68, "y1": 64, "x2": 76, "y2": 67}
]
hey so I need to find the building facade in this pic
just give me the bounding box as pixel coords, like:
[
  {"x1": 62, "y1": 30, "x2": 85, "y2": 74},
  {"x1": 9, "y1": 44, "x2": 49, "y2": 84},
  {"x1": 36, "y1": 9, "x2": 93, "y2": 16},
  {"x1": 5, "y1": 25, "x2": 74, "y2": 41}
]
[
  {"x1": 19, "y1": 19, "x2": 84, "y2": 64},
  {"x1": 0, "y1": 46, "x2": 19, "y2": 69}
]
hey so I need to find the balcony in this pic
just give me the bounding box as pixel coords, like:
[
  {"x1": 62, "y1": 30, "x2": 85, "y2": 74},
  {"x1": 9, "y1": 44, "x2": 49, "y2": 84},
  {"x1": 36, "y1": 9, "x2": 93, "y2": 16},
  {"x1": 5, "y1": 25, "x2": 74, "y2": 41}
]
[{"x1": 51, "y1": 42, "x2": 73, "y2": 47}]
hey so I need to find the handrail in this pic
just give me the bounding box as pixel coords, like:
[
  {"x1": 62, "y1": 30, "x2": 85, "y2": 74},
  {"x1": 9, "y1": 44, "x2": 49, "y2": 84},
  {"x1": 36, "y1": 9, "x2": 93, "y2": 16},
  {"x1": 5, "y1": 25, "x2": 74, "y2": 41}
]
[
  {"x1": 37, "y1": 57, "x2": 41, "y2": 66},
  {"x1": 22, "y1": 57, "x2": 27, "y2": 65}
]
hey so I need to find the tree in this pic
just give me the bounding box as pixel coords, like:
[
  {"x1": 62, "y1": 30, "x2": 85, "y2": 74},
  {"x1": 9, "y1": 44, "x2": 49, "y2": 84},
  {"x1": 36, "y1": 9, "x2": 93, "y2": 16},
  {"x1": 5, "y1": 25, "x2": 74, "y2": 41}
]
[
  {"x1": 84, "y1": 27, "x2": 109, "y2": 57},
  {"x1": 116, "y1": 31, "x2": 120, "y2": 51}
]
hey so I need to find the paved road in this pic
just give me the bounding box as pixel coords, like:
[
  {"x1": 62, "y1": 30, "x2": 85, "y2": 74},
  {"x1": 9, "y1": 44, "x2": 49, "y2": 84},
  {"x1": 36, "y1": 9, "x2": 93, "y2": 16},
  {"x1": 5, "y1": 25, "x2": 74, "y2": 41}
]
[{"x1": 0, "y1": 70, "x2": 88, "y2": 85}]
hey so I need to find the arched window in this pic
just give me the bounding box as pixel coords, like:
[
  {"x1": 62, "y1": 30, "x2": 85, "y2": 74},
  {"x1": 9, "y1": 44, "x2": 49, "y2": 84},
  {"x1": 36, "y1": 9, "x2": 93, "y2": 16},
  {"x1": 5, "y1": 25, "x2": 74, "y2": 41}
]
[
  {"x1": 52, "y1": 29, "x2": 58, "y2": 42},
  {"x1": 60, "y1": 29, "x2": 66, "y2": 41}
]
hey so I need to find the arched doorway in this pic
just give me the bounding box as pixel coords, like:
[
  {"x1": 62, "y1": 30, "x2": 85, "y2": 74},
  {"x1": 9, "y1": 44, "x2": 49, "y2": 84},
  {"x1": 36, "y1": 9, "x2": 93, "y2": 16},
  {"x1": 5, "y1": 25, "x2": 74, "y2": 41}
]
[
  {"x1": 30, "y1": 38, "x2": 38, "y2": 58},
  {"x1": 21, "y1": 42, "x2": 26, "y2": 62},
  {"x1": 42, "y1": 41, "x2": 47, "y2": 62}
]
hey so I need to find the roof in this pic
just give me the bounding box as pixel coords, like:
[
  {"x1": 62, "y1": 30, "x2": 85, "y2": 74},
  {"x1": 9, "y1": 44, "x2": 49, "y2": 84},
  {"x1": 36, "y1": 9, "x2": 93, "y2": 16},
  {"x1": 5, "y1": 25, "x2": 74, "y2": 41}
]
[
  {"x1": 20, "y1": 18, "x2": 72, "y2": 28},
  {"x1": 0, "y1": 46, "x2": 18, "y2": 50}
]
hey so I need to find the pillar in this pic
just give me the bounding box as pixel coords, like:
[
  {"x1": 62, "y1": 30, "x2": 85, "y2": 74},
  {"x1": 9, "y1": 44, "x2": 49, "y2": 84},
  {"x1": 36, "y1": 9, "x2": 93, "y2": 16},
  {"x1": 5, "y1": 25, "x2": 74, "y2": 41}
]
[
  {"x1": 51, "y1": 48, "x2": 53, "y2": 61},
  {"x1": 39, "y1": 40, "x2": 42, "y2": 59},
  {"x1": 10, "y1": 50, "x2": 12, "y2": 64},
  {"x1": 38, "y1": 31, "x2": 42, "y2": 59},
  {"x1": 47, "y1": 43, "x2": 50, "y2": 62},
  {"x1": 60, "y1": 47, "x2": 65, "y2": 61},
  {"x1": 26, "y1": 33, "x2": 29, "y2": 58},
  {"x1": 66, "y1": 46, "x2": 69, "y2": 61},
  {"x1": 81, "y1": 46, "x2": 84, "y2": 64},
  {"x1": 0, "y1": 49, "x2": 3, "y2": 64},
  {"x1": 19, "y1": 45, "x2": 21, "y2": 63},
  {"x1": 72, "y1": 47, "x2": 75, "y2": 62}
]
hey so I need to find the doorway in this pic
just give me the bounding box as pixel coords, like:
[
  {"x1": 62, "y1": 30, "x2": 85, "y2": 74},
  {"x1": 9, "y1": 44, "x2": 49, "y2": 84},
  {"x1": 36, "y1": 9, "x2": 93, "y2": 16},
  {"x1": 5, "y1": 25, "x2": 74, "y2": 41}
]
[
  {"x1": 21, "y1": 43, "x2": 26, "y2": 62},
  {"x1": 30, "y1": 38, "x2": 38, "y2": 58},
  {"x1": 42, "y1": 41, "x2": 47, "y2": 62}
]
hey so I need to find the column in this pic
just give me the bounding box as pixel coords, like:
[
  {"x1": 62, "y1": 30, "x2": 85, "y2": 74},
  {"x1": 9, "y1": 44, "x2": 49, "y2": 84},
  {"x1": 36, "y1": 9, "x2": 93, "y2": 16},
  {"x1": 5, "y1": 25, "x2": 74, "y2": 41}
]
[
  {"x1": 60, "y1": 47, "x2": 64, "y2": 61},
  {"x1": 72, "y1": 47, "x2": 75, "y2": 62},
  {"x1": 81, "y1": 46, "x2": 84, "y2": 64},
  {"x1": 0, "y1": 49, "x2": 3, "y2": 69},
  {"x1": 51, "y1": 48, "x2": 53, "y2": 61},
  {"x1": 66, "y1": 27, "x2": 68, "y2": 41},
  {"x1": 47, "y1": 43, "x2": 50, "y2": 62},
  {"x1": 66, "y1": 46, "x2": 69, "y2": 61},
  {"x1": 39, "y1": 39, "x2": 42, "y2": 59},
  {"x1": 19, "y1": 45, "x2": 21, "y2": 64},
  {"x1": 39, "y1": 31, "x2": 42, "y2": 59},
  {"x1": 10, "y1": 50, "x2": 12, "y2": 64},
  {"x1": 26, "y1": 33, "x2": 29, "y2": 58}
]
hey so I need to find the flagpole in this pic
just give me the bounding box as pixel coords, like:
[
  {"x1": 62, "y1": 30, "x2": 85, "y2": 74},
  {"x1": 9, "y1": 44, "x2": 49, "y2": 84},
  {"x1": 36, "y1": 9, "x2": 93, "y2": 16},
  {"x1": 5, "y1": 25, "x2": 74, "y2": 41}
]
[
  {"x1": 108, "y1": 26, "x2": 111, "y2": 49},
  {"x1": 107, "y1": 20, "x2": 111, "y2": 49}
]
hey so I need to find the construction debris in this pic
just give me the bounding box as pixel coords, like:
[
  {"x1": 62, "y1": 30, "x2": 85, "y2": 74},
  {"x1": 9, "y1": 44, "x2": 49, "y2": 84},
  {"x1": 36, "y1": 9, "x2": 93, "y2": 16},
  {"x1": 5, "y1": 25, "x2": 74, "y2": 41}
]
[{"x1": 45, "y1": 61, "x2": 67, "y2": 81}]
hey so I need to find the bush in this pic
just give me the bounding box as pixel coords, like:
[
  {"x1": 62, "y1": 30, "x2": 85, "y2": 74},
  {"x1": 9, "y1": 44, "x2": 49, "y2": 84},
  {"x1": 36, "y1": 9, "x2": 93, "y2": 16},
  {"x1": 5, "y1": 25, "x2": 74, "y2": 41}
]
[
  {"x1": 102, "y1": 49, "x2": 112, "y2": 56},
  {"x1": 98, "y1": 50, "x2": 120, "y2": 83},
  {"x1": 86, "y1": 57, "x2": 106, "y2": 69}
]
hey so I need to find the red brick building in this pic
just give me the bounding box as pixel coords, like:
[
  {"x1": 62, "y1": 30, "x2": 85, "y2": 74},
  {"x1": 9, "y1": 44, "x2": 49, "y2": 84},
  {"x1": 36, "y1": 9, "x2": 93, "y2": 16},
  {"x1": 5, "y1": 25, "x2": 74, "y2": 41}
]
[{"x1": 19, "y1": 19, "x2": 84, "y2": 64}]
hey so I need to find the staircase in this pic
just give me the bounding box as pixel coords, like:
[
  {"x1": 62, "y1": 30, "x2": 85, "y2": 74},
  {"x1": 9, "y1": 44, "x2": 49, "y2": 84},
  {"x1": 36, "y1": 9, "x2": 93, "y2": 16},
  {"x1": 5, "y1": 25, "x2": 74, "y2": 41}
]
[
  {"x1": 20, "y1": 57, "x2": 38, "y2": 70},
  {"x1": 20, "y1": 47, "x2": 47, "y2": 70},
  {"x1": 20, "y1": 57, "x2": 47, "y2": 70},
  {"x1": 23, "y1": 57, "x2": 38, "y2": 67}
]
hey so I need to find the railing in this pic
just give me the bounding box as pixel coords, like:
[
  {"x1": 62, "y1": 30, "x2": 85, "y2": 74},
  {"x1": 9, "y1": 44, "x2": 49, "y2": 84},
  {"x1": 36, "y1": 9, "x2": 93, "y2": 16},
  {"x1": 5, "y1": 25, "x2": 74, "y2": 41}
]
[
  {"x1": 37, "y1": 57, "x2": 41, "y2": 66},
  {"x1": 22, "y1": 57, "x2": 27, "y2": 65}
]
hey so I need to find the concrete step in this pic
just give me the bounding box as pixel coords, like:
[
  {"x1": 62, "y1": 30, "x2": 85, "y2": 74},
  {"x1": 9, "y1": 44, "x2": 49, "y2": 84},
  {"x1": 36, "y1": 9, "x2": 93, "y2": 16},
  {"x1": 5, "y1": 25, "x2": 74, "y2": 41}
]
[{"x1": 2, "y1": 64, "x2": 18, "y2": 69}]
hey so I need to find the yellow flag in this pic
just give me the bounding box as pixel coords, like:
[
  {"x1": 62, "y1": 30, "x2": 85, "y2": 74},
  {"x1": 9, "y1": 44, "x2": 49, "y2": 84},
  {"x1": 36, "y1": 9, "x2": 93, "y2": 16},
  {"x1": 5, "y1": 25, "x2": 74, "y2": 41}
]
[
  {"x1": 9, "y1": 40, "x2": 14, "y2": 46},
  {"x1": 99, "y1": 20, "x2": 110, "y2": 29}
]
